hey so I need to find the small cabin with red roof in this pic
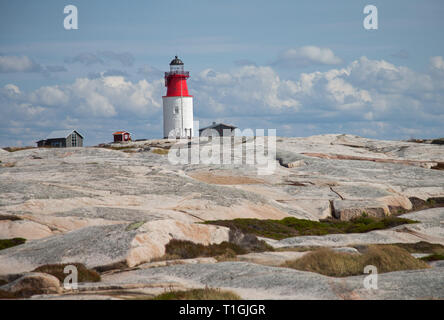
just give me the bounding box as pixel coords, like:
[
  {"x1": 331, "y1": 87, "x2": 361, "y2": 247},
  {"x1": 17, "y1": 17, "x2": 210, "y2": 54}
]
[{"x1": 113, "y1": 131, "x2": 131, "y2": 143}]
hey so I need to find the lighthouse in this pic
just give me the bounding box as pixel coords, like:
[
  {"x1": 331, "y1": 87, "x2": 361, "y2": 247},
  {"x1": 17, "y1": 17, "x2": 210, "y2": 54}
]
[{"x1": 162, "y1": 56, "x2": 194, "y2": 139}]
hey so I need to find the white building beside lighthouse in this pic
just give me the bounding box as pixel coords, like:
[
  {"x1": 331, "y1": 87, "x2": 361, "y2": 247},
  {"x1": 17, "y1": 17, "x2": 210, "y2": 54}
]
[{"x1": 162, "y1": 56, "x2": 194, "y2": 139}]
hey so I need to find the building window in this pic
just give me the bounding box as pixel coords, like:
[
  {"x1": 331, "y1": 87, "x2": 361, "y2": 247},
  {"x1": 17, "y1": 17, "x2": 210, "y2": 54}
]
[
  {"x1": 71, "y1": 133, "x2": 77, "y2": 147},
  {"x1": 174, "y1": 106, "x2": 179, "y2": 114}
]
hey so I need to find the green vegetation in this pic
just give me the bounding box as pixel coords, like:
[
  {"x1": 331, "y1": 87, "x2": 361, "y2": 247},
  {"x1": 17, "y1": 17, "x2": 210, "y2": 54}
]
[
  {"x1": 283, "y1": 245, "x2": 429, "y2": 277},
  {"x1": 151, "y1": 148, "x2": 169, "y2": 155},
  {"x1": 431, "y1": 138, "x2": 444, "y2": 145},
  {"x1": 0, "y1": 215, "x2": 22, "y2": 221},
  {"x1": 161, "y1": 237, "x2": 273, "y2": 262},
  {"x1": 420, "y1": 254, "x2": 444, "y2": 262},
  {"x1": 164, "y1": 239, "x2": 247, "y2": 260},
  {"x1": 33, "y1": 263, "x2": 101, "y2": 283},
  {"x1": 102, "y1": 145, "x2": 138, "y2": 151},
  {"x1": 125, "y1": 220, "x2": 146, "y2": 231},
  {"x1": 394, "y1": 242, "x2": 444, "y2": 263},
  {"x1": 152, "y1": 287, "x2": 241, "y2": 300},
  {"x1": 388, "y1": 241, "x2": 444, "y2": 255},
  {"x1": 0, "y1": 238, "x2": 26, "y2": 250},
  {"x1": 205, "y1": 216, "x2": 418, "y2": 240},
  {"x1": 2, "y1": 146, "x2": 35, "y2": 152}
]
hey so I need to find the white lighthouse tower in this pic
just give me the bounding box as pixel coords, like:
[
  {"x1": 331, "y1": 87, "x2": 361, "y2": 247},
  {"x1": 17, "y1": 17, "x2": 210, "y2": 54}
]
[{"x1": 162, "y1": 56, "x2": 194, "y2": 139}]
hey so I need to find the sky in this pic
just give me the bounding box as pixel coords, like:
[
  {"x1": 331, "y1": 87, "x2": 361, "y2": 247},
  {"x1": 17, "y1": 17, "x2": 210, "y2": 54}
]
[{"x1": 0, "y1": 0, "x2": 443, "y2": 146}]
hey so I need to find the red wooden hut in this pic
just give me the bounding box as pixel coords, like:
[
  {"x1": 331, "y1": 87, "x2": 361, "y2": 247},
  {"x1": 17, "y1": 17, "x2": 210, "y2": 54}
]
[{"x1": 113, "y1": 131, "x2": 131, "y2": 143}]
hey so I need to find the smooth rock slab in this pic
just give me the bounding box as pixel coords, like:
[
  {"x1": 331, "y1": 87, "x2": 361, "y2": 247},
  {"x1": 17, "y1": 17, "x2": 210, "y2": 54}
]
[
  {"x1": 0, "y1": 219, "x2": 53, "y2": 240},
  {"x1": 97, "y1": 261, "x2": 444, "y2": 300},
  {"x1": 0, "y1": 220, "x2": 230, "y2": 275},
  {"x1": 101, "y1": 262, "x2": 340, "y2": 300}
]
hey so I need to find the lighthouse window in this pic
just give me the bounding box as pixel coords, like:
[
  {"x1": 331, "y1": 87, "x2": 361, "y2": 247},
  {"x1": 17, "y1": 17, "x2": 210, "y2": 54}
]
[{"x1": 174, "y1": 106, "x2": 179, "y2": 114}]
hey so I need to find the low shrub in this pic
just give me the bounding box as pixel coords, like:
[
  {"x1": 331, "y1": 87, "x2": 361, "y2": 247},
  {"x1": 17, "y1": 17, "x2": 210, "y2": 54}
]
[
  {"x1": 431, "y1": 138, "x2": 444, "y2": 145},
  {"x1": 0, "y1": 215, "x2": 22, "y2": 221},
  {"x1": 3, "y1": 146, "x2": 34, "y2": 152},
  {"x1": 390, "y1": 241, "x2": 444, "y2": 255},
  {"x1": 152, "y1": 287, "x2": 241, "y2": 300},
  {"x1": 283, "y1": 245, "x2": 429, "y2": 277},
  {"x1": 164, "y1": 239, "x2": 247, "y2": 260},
  {"x1": 420, "y1": 254, "x2": 444, "y2": 262},
  {"x1": 102, "y1": 145, "x2": 137, "y2": 151},
  {"x1": 151, "y1": 148, "x2": 169, "y2": 155},
  {"x1": 0, "y1": 238, "x2": 26, "y2": 251},
  {"x1": 0, "y1": 290, "x2": 18, "y2": 299},
  {"x1": 32, "y1": 263, "x2": 101, "y2": 283}
]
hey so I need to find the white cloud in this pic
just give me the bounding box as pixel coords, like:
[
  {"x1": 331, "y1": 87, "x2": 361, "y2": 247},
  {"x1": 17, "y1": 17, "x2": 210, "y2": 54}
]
[
  {"x1": 1, "y1": 55, "x2": 444, "y2": 146},
  {"x1": 274, "y1": 46, "x2": 342, "y2": 67},
  {"x1": 430, "y1": 56, "x2": 444, "y2": 71},
  {"x1": 30, "y1": 86, "x2": 69, "y2": 106},
  {"x1": 0, "y1": 55, "x2": 42, "y2": 73},
  {"x1": 193, "y1": 65, "x2": 300, "y2": 116}
]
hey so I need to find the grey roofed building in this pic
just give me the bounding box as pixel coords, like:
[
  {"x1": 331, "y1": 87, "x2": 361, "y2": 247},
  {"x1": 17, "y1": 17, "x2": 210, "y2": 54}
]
[
  {"x1": 199, "y1": 122, "x2": 237, "y2": 137},
  {"x1": 37, "y1": 129, "x2": 84, "y2": 148}
]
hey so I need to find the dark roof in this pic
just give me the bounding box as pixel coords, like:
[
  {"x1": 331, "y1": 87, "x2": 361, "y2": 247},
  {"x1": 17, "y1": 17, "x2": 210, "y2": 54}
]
[
  {"x1": 199, "y1": 122, "x2": 237, "y2": 131},
  {"x1": 170, "y1": 56, "x2": 184, "y2": 66},
  {"x1": 44, "y1": 130, "x2": 83, "y2": 140}
]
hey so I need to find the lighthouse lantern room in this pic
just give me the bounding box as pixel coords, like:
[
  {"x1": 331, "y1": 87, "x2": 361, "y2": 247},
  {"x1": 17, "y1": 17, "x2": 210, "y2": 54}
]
[{"x1": 162, "y1": 56, "x2": 194, "y2": 139}]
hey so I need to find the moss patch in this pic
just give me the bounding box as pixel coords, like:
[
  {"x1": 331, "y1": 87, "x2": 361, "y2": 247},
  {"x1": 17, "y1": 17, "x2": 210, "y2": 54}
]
[
  {"x1": 0, "y1": 215, "x2": 22, "y2": 221},
  {"x1": 388, "y1": 241, "x2": 444, "y2": 255},
  {"x1": 283, "y1": 245, "x2": 429, "y2": 277},
  {"x1": 33, "y1": 263, "x2": 101, "y2": 283},
  {"x1": 3, "y1": 146, "x2": 35, "y2": 152},
  {"x1": 0, "y1": 238, "x2": 26, "y2": 251},
  {"x1": 102, "y1": 145, "x2": 137, "y2": 151},
  {"x1": 125, "y1": 221, "x2": 146, "y2": 231},
  {"x1": 152, "y1": 287, "x2": 241, "y2": 300},
  {"x1": 159, "y1": 237, "x2": 273, "y2": 262},
  {"x1": 420, "y1": 254, "x2": 444, "y2": 262},
  {"x1": 151, "y1": 148, "x2": 169, "y2": 155},
  {"x1": 205, "y1": 216, "x2": 417, "y2": 240}
]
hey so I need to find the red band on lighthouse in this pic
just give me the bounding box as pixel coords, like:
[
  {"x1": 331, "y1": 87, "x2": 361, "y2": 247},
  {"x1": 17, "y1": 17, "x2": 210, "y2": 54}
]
[{"x1": 164, "y1": 73, "x2": 192, "y2": 97}]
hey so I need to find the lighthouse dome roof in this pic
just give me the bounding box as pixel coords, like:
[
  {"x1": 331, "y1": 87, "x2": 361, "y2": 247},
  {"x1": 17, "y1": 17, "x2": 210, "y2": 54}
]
[{"x1": 170, "y1": 56, "x2": 184, "y2": 66}]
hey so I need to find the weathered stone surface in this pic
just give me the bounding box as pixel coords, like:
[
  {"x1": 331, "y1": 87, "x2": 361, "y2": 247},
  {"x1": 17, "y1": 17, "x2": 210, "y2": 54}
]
[
  {"x1": 0, "y1": 219, "x2": 53, "y2": 239},
  {"x1": 1, "y1": 134, "x2": 443, "y2": 299},
  {"x1": 333, "y1": 199, "x2": 390, "y2": 220},
  {"x1": 95, "y1": 261, "x2": 444, "y2": 299},
  {"x1": 0, "y1": 220, "x2": 230, "y2": 275}
]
